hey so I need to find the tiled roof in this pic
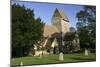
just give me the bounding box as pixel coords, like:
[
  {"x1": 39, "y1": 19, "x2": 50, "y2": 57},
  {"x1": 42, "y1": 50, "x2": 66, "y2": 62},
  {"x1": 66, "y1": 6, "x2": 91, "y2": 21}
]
[{"x1": 43, "y1": 24, "x2": 59, "y2": 37}]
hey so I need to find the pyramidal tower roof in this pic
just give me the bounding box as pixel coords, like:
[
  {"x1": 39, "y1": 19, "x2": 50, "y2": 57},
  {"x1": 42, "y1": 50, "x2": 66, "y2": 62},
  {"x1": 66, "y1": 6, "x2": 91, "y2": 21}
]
[{"x1": 53, "y1": 8, "x2": 69, "y2": 22}]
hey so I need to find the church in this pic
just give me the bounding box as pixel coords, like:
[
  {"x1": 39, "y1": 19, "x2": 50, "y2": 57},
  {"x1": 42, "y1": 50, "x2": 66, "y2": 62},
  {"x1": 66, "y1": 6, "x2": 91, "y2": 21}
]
[{"x1": 32, "y1": 8, "x2": 80, "y2": 56}]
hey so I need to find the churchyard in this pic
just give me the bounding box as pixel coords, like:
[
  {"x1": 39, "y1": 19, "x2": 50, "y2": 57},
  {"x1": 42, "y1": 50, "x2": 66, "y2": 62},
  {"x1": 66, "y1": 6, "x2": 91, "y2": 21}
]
[{"x1": 11, "y1": 53, "x2": 95, "y2": 66}]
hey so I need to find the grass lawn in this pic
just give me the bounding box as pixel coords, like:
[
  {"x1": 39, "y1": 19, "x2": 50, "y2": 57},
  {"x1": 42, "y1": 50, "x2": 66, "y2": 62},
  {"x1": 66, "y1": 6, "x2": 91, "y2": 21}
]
[{"x1": 11, "y1": 53, "x2": 96, "y2": 66}]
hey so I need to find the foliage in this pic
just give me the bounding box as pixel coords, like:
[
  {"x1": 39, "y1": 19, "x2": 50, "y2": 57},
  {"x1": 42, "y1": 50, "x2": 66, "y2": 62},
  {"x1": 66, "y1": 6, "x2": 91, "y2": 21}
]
[
  {"x1": 12, "y1": 4, "x2": 44, "y2": 57},
  {"x1": 76, "y1": 5, "x2": 96, "y2": 49}
]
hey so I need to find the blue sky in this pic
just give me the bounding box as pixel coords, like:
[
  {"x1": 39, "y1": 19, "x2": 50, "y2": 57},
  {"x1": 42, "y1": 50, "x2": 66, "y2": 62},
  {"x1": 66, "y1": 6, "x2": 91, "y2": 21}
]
[{"x1": 11, "y1": 1, "x2": 84, "y2": 28}]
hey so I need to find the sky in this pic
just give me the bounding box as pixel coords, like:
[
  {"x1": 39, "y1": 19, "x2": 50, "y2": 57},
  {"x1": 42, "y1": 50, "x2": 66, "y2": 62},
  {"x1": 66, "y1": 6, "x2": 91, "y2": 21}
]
[{"x1": 11, "y1": 1, "x2": 84, "y2": 28}]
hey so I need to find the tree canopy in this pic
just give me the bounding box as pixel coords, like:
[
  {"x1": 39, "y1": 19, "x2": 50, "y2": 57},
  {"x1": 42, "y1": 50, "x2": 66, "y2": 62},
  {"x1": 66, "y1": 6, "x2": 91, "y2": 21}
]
[
  {"x1": 76, "y1": 5, "x2": 96, "y2": 49},
  {"x1": 12, "y1": 4, "x2": 44, "y2": 57}
]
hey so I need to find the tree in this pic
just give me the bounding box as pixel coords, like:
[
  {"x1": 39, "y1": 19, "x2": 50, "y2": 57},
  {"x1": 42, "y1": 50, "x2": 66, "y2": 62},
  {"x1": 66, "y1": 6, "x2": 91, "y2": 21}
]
[
  {"x1": 76, "y1": 5, "x2": 96, "y2": 50},
  {"x1": 70, "y1": 27, "x2": 76, "y2": 32},
  {"x1": 12, "y1": 4, "x2": 44, "y2": 57}
]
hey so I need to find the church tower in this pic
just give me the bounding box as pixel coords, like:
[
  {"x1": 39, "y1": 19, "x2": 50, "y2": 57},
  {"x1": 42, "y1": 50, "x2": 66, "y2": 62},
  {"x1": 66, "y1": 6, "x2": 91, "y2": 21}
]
[{"x1": 51, "y1": 8, "x2": 70, "y2": 34}]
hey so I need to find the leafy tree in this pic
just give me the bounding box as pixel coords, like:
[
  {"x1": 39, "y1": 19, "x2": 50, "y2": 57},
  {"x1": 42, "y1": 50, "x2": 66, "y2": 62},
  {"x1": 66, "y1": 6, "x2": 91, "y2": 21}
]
[
  {"x1": 70, "y1": 27, "x2": 76, "y2": 32},
  {"x1": 12, "y1": 4, "x2": 44, "y2": 57},
  {"x1": 76, "y1": 5, "x2": 96, "y2": 49}
]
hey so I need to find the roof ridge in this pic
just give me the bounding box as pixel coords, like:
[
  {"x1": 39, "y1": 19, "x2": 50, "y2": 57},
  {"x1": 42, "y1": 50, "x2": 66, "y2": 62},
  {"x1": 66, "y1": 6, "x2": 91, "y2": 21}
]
[{"x1": 55, "y1": 8, "x2": 69, "y2": 22}]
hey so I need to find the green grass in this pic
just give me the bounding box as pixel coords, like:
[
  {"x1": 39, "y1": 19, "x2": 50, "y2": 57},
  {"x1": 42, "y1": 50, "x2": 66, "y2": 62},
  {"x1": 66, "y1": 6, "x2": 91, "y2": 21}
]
[{"x1": 11, "y1": 53, "x2": 96, "y2": 66}]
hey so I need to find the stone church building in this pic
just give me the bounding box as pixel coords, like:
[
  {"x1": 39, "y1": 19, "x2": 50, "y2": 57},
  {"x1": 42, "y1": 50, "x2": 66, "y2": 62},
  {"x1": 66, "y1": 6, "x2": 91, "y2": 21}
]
[
  {"x1": 43, "y1": 8, "x2": 69, "y2": 37},
  {"x1": 33, "y1": 8, "x2": 80, "y2": 56}
]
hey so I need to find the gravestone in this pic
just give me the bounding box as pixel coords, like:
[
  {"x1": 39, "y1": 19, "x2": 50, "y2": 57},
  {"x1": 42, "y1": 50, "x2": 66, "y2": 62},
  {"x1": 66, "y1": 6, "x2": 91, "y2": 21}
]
[
  {"x1": 59, "y1": 52, "x2": 64, "y2": 61},
  {"x1": 85, "y1": 49, "x2": 88, "y2": 56},
  {"x1": 20, "y1": 61, "x2": 23, "y2": 66},
  {"x1": 39, "y1": 53, "x2": 42, "y2": 59},
  {"x1": 50, "y1": 48, "x2": 53, "y2": 54}
]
